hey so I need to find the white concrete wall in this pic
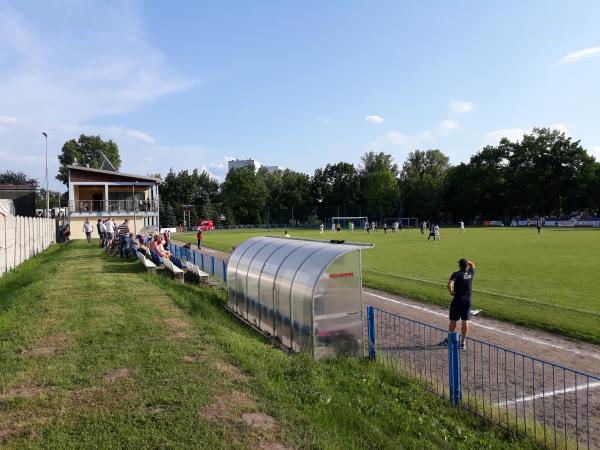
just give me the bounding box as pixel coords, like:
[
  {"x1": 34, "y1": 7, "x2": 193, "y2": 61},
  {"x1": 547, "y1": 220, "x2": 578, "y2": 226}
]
[{"x1": 0, "y1": 214, "x2": 55, "y2": 276}]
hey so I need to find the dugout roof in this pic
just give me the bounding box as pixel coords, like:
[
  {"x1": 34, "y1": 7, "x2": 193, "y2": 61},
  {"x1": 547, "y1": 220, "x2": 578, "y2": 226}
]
[{"x1": 227, "y1": 236, "x2": 372, "y2": 360}]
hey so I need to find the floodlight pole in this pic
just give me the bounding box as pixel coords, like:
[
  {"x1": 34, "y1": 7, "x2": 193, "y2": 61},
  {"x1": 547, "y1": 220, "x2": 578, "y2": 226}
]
[{"x1": 42, "y1": 132, "x2": 49, "y2": 218}]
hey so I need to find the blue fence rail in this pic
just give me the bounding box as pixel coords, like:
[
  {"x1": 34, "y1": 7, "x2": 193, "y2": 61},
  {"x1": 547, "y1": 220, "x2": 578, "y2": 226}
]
[
  {"x1": 367, "y1": 305, "x2": 600, "y2": 449},
  {"x1": 168, "y1": 243, "x2": 227, "y2": 282}
]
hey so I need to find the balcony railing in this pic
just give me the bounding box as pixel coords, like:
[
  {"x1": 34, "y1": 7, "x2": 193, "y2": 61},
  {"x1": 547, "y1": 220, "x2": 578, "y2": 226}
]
[{"x1": 71, "y1": 200, "x2": 158, "y2": 214}]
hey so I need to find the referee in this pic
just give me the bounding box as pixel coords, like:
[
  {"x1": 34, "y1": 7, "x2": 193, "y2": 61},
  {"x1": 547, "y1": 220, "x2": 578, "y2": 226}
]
[{"x1": 446, "y1": 258, "x2": 475, "y2": 350}]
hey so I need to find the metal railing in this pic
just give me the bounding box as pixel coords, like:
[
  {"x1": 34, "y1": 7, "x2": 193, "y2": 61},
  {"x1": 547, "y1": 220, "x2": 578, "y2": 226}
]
[
  {"x1": 168, "y1": 243, "x2": 227, "y2": 282},
  {"x1": 367, "y1": 306, "x2": 600, "y2": 449},
  {"x1": 71, "y1": 200, "x2": 158, "y2": 214}
]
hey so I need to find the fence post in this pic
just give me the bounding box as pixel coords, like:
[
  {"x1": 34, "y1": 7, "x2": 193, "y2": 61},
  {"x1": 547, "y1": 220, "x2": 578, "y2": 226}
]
[
  {"x1": 200, "y1": 253, "x2": 204, "y2": 271},
  {"x1": 211, "y1": 256, "x2": 215, "y2": 275},
  {"x1": 222, "y1": 260, "x2": 227, "y2": 282},
  {"x1": 367, "y1": 305, "x2": 376, "y2": 359},
  {"x1": 448, "y1": 331, "x2": 462, "y2": 406}
]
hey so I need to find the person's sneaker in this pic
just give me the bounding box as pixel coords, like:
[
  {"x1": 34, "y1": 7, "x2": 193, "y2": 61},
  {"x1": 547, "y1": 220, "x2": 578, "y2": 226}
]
[
  {"x1": 438, "y1": 338, "x2": 448, "y2": 346},
  {"x1": 460, "y1": 343, "x2": 467, "y2": 350}
]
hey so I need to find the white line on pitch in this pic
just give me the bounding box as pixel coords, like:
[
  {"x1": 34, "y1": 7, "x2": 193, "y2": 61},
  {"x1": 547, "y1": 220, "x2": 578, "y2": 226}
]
[
  {"x1": 363, "y1": 268, "x2": 600, "y2": 317},
  {"x1": 496, "y1": 381, "x2": 600, "y2": 407},
  {"x1": 363, "y1": 291, "x2": 600, "y2": 362}
]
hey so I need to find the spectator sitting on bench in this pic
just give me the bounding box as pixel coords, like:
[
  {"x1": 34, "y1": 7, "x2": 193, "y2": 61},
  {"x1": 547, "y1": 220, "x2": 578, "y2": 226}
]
[{"x1": 150, "y1": 235, "x2": 171, "y2": 259}]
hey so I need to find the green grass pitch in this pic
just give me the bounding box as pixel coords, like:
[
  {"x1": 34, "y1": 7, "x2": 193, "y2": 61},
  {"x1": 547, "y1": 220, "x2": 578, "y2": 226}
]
[{"x1": 178, "y1": 227, "x2": 600, "y2": 344}]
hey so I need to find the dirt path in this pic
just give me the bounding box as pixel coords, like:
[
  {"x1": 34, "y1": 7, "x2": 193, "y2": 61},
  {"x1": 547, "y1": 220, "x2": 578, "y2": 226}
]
[
  {"x1": 170, "y1": 239, "x2": 231, "y2": 262},
  {"x1": 363, "y1": 287, "x2": 600, "y2": 375}
]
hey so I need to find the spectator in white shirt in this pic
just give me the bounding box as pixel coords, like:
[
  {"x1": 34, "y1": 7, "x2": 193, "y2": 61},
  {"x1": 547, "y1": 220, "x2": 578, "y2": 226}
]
[{"x1": 83, "y1": 219, "x2": 94, "y2": 243}]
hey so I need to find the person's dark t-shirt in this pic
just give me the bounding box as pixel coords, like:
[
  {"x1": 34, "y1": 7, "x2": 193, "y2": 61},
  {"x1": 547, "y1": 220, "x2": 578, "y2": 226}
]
[{"x1": 450, "y1": 268, "x2": 475, "y2": 302}]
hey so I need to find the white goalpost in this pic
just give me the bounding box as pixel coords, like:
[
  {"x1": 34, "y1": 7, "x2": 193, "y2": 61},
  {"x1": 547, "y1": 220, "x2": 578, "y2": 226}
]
[
  {"x1": 384, "y1": 217, "x2": 419, "y2": 228},
  {"x1": 329, "y1": 216, "x2": 369, "y2": 231}
]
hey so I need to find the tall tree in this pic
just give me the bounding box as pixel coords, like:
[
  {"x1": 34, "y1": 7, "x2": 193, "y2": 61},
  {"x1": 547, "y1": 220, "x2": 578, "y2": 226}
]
[
  {"x1": 503, "y1": 128, "x2": 595, "y2": 217},
  {"x1": 0, "y1": 170, "x2": 38, "y2": 188},
  {"x1": 310, "y1": 162, "x2": 361, "y2": 219},
  {"x1": 57, "y1": 135, "x2": 121, "y2": 184},
  {"x1": 221, "y1": 168, "x2": 268, "y2": 224},
  {"x1": 399, "y1": 149, "x2": 450, "y2": 221},
  {"x1": 160, "y1": 203, "x2": 176, "y2": 228},
  {"x1": 360, "y1": 152, "x2": 399, "y2": 219}
]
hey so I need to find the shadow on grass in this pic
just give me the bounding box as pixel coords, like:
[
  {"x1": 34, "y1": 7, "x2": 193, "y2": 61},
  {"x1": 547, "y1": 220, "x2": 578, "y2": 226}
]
[{"x1": 0, "y1": 242, "x2": 72, "y2": 313}]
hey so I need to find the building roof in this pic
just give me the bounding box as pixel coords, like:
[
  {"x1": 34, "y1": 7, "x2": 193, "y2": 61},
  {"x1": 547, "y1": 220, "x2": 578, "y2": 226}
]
[
  {"x1": 0, "y1": 184, "x2": 36, "y2": 191},
  {"x1": 67, "y1": 165, "x2": 161, "y2": 182}
]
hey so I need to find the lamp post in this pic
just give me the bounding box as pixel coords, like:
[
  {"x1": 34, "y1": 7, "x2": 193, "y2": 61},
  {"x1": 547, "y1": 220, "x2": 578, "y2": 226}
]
[{"x1": 42, "y1": 132, "x2": 49, "y2": 218}]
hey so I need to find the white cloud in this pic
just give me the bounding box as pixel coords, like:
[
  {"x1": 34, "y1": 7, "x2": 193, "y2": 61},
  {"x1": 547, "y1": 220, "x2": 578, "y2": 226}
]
[
  {"x1": 372, "y1": 130, "x2": 433, "y2": 147},
  {"x1": 485, "y1": 128, "x2": 527, "y2": 142},
  {"x1": 559, "y1": 46, "x2": 600, "y2": 64},
  {"x1": 0, "y1": 1, "x2": 194, "y2": 123},
  {"x1": 365, "y1": 115, "x2": 384, "y2": 124},
  {"x1": 590, "y1": 145, "x2": 600, "y2": 159},
  {"x1": 0, "y1": 1, "x2": 199, "y2": 190},
  {"x1": 224, "y1": 156, "x2": 236, "y2": 161},
  {"x1": 449, "y1": 100, "x2": 474, "y2": 114},
  {"x1": 0, "y1": 115, "x2": 17, "y2": 125},
  {"x1": 485, "y1": 123, "x2": 570, "y2": 143},
  {"x1": 548, "y1": 122, "x2": 569, "y2": 136},
  {"x1": 440, "y1": 119, "x2": 458, "y2": 133},
  {"x1": 124, "y1": 130, "x2": 155, "y2": 144}
]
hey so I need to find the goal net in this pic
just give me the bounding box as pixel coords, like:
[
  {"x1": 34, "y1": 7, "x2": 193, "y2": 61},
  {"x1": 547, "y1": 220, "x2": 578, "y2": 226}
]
[
  {"x1": 384, "y1": 217, "x2": 419, "y2": 228},
  {"x1": 327, "y1": 216, "x2": 368, "y2": 230}
]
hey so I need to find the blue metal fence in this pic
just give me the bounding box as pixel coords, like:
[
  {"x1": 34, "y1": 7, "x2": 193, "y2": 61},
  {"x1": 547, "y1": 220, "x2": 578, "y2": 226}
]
[
  {"x1": 168, "y1": 243, "x2": 227, "y2": 282},
  {"x1": 367, "y1": 305, "x2": 600, "y2": 449}
]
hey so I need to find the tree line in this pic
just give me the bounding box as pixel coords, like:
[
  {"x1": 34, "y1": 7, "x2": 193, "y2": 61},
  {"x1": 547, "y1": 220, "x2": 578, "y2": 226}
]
[
  {"x1": 158, "y1": 128, "x2": 600, "y2": 227},
  {"x1": 5, "y1": 127, "x2": 599, "y2": 225}
]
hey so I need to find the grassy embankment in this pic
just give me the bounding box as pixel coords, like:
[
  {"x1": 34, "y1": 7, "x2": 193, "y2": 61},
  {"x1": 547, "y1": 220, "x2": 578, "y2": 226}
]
[
  {"x1": 0, "y1": 240, "x2": 538, "y2": 449},
  {"x1": 177, "y1": 227, "x2": 600, "y2": 344}
]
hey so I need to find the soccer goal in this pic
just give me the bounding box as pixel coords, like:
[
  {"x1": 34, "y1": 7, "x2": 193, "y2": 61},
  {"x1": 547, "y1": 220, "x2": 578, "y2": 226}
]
[
  {"x1": 384, "y1": 217, "x2": 419, "y2": 228},
  {"x1": 328, "y1": 216, "x2": 369, "y2": 231}
]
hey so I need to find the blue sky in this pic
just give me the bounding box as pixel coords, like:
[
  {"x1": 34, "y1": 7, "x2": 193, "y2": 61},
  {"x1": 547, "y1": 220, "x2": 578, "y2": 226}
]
[{"x1": 1, "y1": 0, "x2": 600, "y2": 191}]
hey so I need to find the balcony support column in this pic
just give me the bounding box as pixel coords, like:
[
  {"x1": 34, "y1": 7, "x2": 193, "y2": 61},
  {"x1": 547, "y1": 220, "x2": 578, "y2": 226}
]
[{"x1": 104, "y1": 184, "x2": 109, "y2": 212}]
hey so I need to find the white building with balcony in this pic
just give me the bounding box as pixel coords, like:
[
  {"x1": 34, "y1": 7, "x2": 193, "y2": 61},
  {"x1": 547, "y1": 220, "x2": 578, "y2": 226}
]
[{"x1": 67, "y1": 165, "x2": 160, "y2": 240}]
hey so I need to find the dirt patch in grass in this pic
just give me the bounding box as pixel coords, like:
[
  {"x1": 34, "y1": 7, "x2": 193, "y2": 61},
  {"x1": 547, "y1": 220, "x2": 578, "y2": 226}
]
[
  {"x1": 173, "y1": 331, "x2": 193, "y2": 339},
  {"x1": 0, "y1": 386, "x2": 52, "y2": 402},
  {"x1": 241, "y1": 412, "x2": 277, "y2": 432},
  {"x1": 20, "y1": 332, "x2": 70, "y2": 357},
  {"x1": 260, "y1": 443, "x2": 294, "y2": 450},
  {"x1": 197, "y1": 390, "x2": 253, "y2": 422},
  {"x1": 68, "y1": 387, "x2": 105, "y2": 409},
  {"x1": 197, "y1": 391, "x2": 290, "y2": 449},
  {"x1": 144, "y1": 405, "x2": 168, "y2": 414},
  {"x1": 160, "y1": 317, "x2": 189, "y2": 331},
  {"x1": 183, "y1": 355, "x2": 202, "y2": 363},
  {"x1": 0, "y1": 410, "x2": 50, "y2": 442},
  {"x1": 104, "y1": 368, "x2": 133, "y2": 384},
  {"x1": 213, "y1": 360, "x2": 249, "y2": 381}
]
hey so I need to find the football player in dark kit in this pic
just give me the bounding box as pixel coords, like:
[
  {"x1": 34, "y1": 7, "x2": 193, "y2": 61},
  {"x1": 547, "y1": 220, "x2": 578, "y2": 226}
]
[{"x1": 446, "y1": 258, "x2": 475, "y2": 349}]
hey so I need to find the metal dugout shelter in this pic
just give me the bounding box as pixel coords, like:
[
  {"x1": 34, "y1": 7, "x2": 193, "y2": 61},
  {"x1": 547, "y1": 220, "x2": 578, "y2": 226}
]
[{"x1": 227, "y1": 236, "x2": 373, "y2": 360}]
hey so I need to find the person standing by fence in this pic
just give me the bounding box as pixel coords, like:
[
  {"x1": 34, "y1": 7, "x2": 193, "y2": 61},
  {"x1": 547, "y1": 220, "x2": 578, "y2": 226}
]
[
  {"x1": 83, "y1": 219, "x2": 93, "y2": 243},
  {"x1": 445, "y1": 258, "x2": 475, "y2": 349},
  {"x1": 117, "y1": 219, "x2": 131, "y2": 258},
  {"x1": 196, "y1": 229, "x2": 203, "y2": 249}
]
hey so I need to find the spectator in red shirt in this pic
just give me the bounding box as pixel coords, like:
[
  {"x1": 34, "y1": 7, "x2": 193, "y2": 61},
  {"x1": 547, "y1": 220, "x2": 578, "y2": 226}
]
[{"x1": 196, "y1": 229, "x2": 203, "y2": 249}]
